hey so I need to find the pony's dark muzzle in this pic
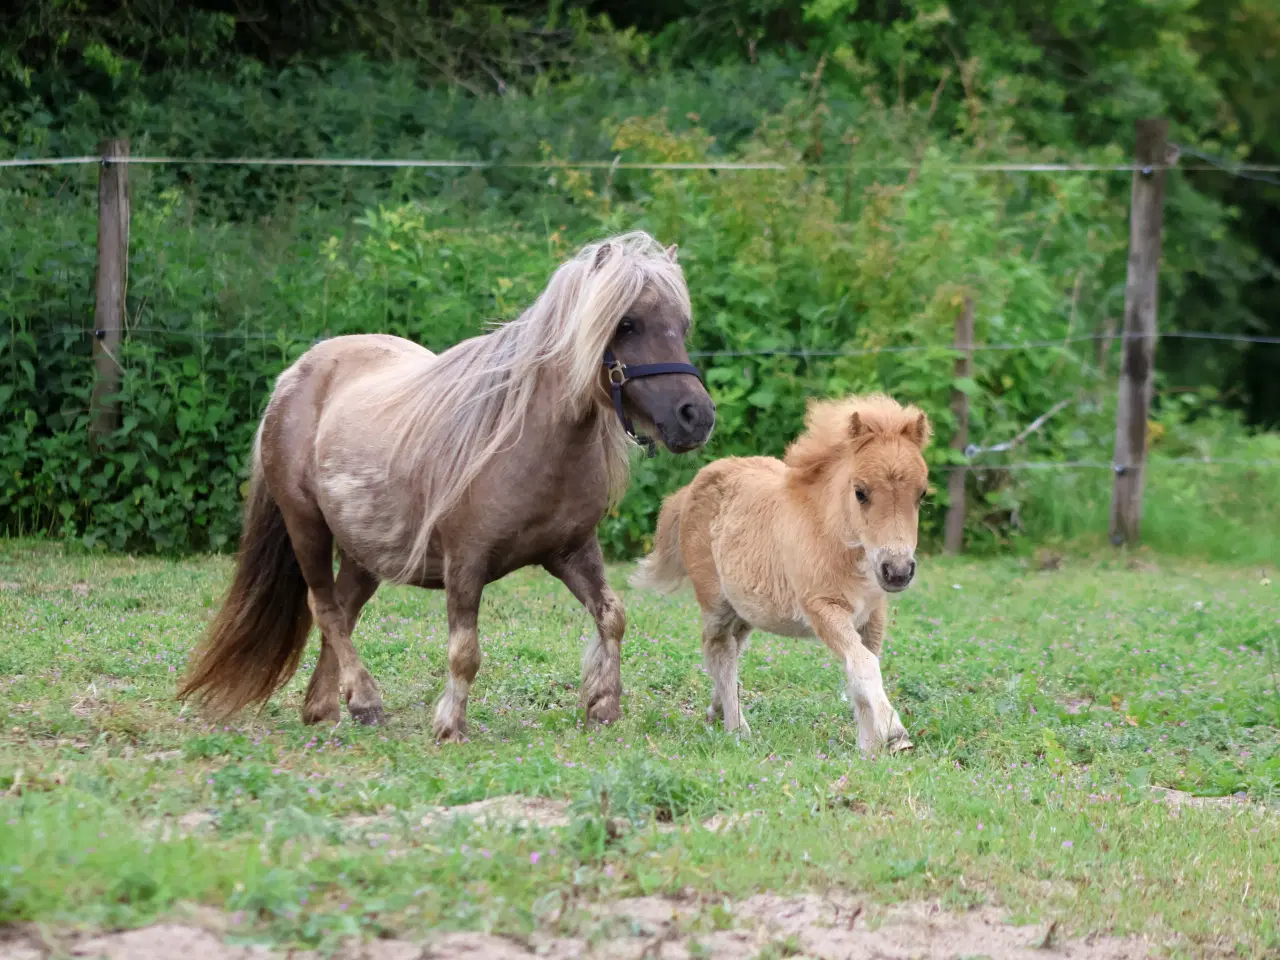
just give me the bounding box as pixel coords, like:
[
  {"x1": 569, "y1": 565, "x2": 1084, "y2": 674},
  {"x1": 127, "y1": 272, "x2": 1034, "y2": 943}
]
[{"x1": 660, "y1": 392, "x2": 715, "y2": 453}]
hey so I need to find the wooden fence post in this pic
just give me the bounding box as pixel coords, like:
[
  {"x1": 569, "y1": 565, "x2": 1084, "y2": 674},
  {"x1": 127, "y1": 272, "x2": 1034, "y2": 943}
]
[
  {"x1": 944, "y1": 296, "x2": 975, "y2": 554},
  {"x1": 90, "y1": 137, "x2": 130, "y2": 446},
  {"x1": 1109, "y1": 119, "x2": 1168, "y2": 546}
]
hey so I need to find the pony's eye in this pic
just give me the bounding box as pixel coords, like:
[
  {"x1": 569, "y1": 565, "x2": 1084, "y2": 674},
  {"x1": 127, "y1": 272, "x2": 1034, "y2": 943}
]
[
  {"x1": 855, "y1": 488, "x2": 869, "y2": 506},
  {"x1": 617, "y1": 317, "x2": 637, "y2": 335}
]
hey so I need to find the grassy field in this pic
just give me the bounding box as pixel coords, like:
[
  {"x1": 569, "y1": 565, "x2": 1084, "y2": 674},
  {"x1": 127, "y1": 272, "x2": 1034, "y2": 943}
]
[{"x1": 1, "y1": 539, "x2": 1278, "y2": 957}]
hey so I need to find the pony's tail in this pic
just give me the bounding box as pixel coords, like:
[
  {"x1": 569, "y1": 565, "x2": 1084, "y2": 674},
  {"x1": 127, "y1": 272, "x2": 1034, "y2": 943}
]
[
  {"x1": 178, "y1": 445, "x2": 312, "y2": 718},
  {"x1": 631, "y1": 485, "x2": 690, "y2": 595}
]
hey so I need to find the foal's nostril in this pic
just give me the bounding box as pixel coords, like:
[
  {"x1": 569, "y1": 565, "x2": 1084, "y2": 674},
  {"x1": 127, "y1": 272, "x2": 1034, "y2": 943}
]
[
  {"x1": 880, "y1": 562, "x2": 893, "y2": 583},
  {"x1": 906, "y1": 560, "x2": 916, "y2": 580}
]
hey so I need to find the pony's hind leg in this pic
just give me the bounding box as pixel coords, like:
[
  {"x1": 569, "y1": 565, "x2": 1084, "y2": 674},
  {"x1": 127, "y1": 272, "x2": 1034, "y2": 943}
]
[
  {"x1": 546, "y1": 537, "x2": 625, "y2": 725},
  {"x1": 283, "y1": 505, "x2": 386, "y2": 726},
  {"x1": 702, "y1": 603, "x2": 749, "y2": 734},
  {"x1": 302, "y1": 553, "x2": 379, "y2": 725},
  {"x1": 433, "y1": 563, "x2": 484, "y2": 742}
]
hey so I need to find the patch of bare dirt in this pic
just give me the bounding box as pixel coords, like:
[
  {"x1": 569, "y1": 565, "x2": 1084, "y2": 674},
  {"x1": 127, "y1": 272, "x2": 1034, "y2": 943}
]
[
  {"x1": 343, "y1": 795, "x2": 769, "y2": 840},
  {"x1": 141, "y1": 809, "x2": 217, "y2": 842},
  {"x1": 1149, "y1": 786, "x2": 1275, "y2": 816},
  {"x1": 2, "y1": 894, "x2": 1155, "y2": 960}
]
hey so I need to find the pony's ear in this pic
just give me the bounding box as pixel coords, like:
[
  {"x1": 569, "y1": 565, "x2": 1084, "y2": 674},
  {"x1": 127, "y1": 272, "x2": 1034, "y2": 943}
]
[
  {"x1": 665, "y1": 243, "x2": 679, "y2": 263},
  {"x1": 902, "y1": 410, "x2": 932, "y2": 448},
  {"x1": 848, "y1": 412, "x2": 867, "y2": 439},
  {"x1": 593, "y1": 242, "x2": 614, "y2": 271}
]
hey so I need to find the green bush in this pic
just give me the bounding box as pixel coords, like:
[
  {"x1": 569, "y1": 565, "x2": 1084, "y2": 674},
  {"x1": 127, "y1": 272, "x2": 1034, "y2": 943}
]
[{"x1": 2, "y1": 54, "x2": 1276, "y2": 560}]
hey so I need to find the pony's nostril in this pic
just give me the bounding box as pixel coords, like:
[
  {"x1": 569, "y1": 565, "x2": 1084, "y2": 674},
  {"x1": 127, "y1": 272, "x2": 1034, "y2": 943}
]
[{"x1": 677, "y1": 402, "x2": 698, "y2": 427}]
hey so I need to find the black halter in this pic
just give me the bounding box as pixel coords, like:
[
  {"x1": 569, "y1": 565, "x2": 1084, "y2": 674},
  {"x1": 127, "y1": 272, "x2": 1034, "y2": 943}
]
[{"x1": 602, "y1": 348, "x2": 704, "y2": 458}]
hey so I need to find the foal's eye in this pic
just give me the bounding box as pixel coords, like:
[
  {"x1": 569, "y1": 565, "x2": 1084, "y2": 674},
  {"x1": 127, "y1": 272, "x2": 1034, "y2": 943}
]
[
  {"x1": 855, "y1": 488, "x2": 870, "y2": 506},
  {"x1": 617, "y1": 317, "x2": 638, "y2": 336}
]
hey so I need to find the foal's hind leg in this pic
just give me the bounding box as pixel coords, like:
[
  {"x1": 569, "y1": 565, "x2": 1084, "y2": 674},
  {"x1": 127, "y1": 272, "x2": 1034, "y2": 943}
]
[
  {"x1": 702, "y1": 602, "x2": 750, "y2": 734},
  {"x1": 546, "y1": 537, "x2": 625, "y2": 725},
  {"x1": 302, "y1": 553, "x2": 379, "y2": 725},
  {"x1": 433, "y1": 561, "x2": 484, "y2": 742},
  {"x1": 708, "y1": 619, "x2": 752, "y2": 722}
]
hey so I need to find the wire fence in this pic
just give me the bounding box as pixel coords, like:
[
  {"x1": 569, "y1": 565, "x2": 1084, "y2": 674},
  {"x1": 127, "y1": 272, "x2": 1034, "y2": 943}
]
[
  {"x1": 38, "y1": 322, "x2": 1279, "y2": 476},
  {"x1": 4, "y1": 152, "x2": 1280, "y2": 175},
  {"x1": 46, "y1": 325, "x2": 1280, "y2": 352}
]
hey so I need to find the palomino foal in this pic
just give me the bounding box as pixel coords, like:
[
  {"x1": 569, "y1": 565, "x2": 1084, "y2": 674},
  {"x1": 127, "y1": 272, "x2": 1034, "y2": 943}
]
[
  {"x1": 179, "y1": 233, "x2": 714, "y2": 740},
  {"x1": 633, "y1": 394, "x2": 930, "y2": 754}
]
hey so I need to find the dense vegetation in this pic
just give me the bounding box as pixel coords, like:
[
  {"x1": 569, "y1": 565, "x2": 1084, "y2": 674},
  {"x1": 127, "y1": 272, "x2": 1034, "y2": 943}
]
[{"x1": 2, "y1": 0, "x2": 1278, "y2": 558}]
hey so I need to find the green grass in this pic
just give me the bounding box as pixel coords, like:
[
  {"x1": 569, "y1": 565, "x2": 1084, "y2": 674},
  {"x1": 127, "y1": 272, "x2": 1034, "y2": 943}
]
[{"x1": 1, "y1": 539, "x2": 1278, "y2": 956}]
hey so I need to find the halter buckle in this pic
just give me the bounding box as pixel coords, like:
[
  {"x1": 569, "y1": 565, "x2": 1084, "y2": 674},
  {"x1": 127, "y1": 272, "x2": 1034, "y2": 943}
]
[{"x1": 606, "y1": 362, "x2": 627, "y2": 386}]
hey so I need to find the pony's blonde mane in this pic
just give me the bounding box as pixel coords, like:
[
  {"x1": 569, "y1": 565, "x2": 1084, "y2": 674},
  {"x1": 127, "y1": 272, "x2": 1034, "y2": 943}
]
[
  {"x1": 373, "y1": 231, "x2": 690, "y2": 584},
  {"x1": 784, "y1": 393, "x2": 931, "y2": 483}
]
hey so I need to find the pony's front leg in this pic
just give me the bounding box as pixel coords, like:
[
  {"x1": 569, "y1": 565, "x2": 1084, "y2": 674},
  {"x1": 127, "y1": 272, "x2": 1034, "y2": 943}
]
[
  {"x1": 434, "y1": 567, "x2": 484, "y2": 742},
  {"x1": 806, "y1": 599, "x2": 910, "y2": 755},
  {"x1": 545, "y1": 538, "x2": 625, "y2": 725}
]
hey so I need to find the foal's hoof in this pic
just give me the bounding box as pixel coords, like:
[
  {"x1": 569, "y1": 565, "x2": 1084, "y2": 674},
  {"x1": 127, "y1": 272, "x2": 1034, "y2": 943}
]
[
  {"x1": 349, "y1": 704, "x2": 387, "y2": 726},
  {"x1": 587, "y1": 696, "x2": 621, "y2": 726},
  {"x1": 886, "y1": 734, "x2": 914, "y2": 755}
]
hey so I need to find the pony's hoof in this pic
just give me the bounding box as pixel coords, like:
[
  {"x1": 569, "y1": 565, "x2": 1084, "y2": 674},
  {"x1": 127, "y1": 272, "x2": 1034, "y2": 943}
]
[
  {"x1": 350, "y1": 704, "x2": 387, "y2": 726},
  {"x1": 587, "y1": 696, "x2": 621, "y2": 726},
  {"x1": 301, "y1": 703, "x2": 341, "y2": 725},
  {"x1": 706, "y1": 702, "x2": 724, "y2": 723}
]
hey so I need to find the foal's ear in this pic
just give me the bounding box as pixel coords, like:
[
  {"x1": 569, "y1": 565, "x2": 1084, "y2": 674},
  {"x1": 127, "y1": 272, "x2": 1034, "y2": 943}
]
[
  {"x1": 902, "y1": 410, "x2": 932, "y2": 448},
  {"x1": 848, "y1": 412, "x2": 867, "y2": 439},
  {"x1": 665, "y1": 243, "x2": 679, "y2": 263},
  {"x1": 593, "y1": 242, "x2": 614, "y2": 270}
]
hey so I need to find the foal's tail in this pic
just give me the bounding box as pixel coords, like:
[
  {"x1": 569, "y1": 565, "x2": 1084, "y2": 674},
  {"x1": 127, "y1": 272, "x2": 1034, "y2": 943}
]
[
  {"x1": 178, "y1": 433, "x2": 312, "y2": 718},
  {"x1": 631, "y1": 485, "x2": 691, "y2": 595}
]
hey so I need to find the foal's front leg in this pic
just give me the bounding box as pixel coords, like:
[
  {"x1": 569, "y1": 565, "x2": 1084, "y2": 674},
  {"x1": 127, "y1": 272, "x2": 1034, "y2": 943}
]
[
  {"x1": 805, "y1": 599, "x2": 910, "y2": 755},
  {"x1": 434, "y1": 564, "x2": 484, "y2": 742},
  {"x1": 546, "y1": 537, "x2": 625, "y2": 725}
]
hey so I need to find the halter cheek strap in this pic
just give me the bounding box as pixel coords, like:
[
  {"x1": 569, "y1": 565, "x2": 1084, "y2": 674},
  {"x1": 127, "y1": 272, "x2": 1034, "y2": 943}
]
[{"x1": 602, "y1": 348, "x2": 704, "y2": 458}]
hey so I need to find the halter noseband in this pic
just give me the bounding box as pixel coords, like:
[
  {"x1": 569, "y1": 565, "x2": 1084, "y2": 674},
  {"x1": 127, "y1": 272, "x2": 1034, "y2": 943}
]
[{"x1": 602, "y1": 348, "x2": 704, "y2": 458}]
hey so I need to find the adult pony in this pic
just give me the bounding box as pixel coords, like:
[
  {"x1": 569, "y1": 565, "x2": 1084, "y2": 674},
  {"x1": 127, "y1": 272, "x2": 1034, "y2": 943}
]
[
  {"x1": 632, "y1": 394, "x2": 929, "y2": 755},
  {"x1": 179, "y1": 232, "x2": 715, "y2": 740}
]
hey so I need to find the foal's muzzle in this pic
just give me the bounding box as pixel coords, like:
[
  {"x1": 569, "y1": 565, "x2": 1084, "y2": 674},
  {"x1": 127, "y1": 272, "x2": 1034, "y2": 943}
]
[{"x1": 876, "y1": 556, "x2": 917, "y2": 593}]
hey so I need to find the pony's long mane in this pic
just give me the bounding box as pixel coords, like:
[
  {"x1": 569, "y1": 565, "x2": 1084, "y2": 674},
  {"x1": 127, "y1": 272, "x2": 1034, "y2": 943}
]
[
  {"x1": 783, "y1": 393, "x2": 931, "y2": 485},
  {"x1": 371, "y1": 231, "x2": 690, "y2": 584}
]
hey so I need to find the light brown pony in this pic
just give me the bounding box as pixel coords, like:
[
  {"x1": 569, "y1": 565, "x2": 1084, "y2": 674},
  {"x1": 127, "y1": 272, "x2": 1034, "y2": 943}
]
[
  {"x1": 633, "y1": 393, "x2": 930, "y2": 755},
  {"x1": 179, "y1": 232, "x2": 715, "y2": 740}
]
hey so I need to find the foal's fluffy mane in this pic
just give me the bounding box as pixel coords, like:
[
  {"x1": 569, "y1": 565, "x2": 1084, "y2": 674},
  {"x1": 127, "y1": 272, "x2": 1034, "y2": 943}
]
[
  {"x1": 374, "y1": 231, "x2": 689, "y2": 584},
  {"x1": 784, "y1": 393, "x2": 931, "y2": 482}
]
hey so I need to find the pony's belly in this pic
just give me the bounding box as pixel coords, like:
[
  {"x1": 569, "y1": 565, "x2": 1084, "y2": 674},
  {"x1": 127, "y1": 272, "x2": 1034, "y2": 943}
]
[
  {"x1": 315, "y1": 464, "x2": 420, "y2": 579},
  {"x1": 721, "y1": 583, "x2": 814, "y2": 638}
]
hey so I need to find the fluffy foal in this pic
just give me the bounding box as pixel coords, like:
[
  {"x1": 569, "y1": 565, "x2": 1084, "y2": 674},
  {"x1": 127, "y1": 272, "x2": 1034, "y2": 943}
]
[{"x1": 633, "y1": 394, "x2": 930, "y2": 754}]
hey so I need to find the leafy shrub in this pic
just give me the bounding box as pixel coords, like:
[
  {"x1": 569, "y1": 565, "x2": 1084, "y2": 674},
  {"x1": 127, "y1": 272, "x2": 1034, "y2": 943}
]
[{"x1": 1, "y1": 56, "x2": 1275, "y2": 559}]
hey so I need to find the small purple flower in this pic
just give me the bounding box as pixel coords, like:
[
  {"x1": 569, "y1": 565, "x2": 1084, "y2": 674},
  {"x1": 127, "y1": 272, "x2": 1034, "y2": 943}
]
[
  {"x1": 530, "y1": 852, "x2": 541, "y2": 865},
  {"x1": 1062, "y1": 840, "x2": 1074, "y2": 849}
]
